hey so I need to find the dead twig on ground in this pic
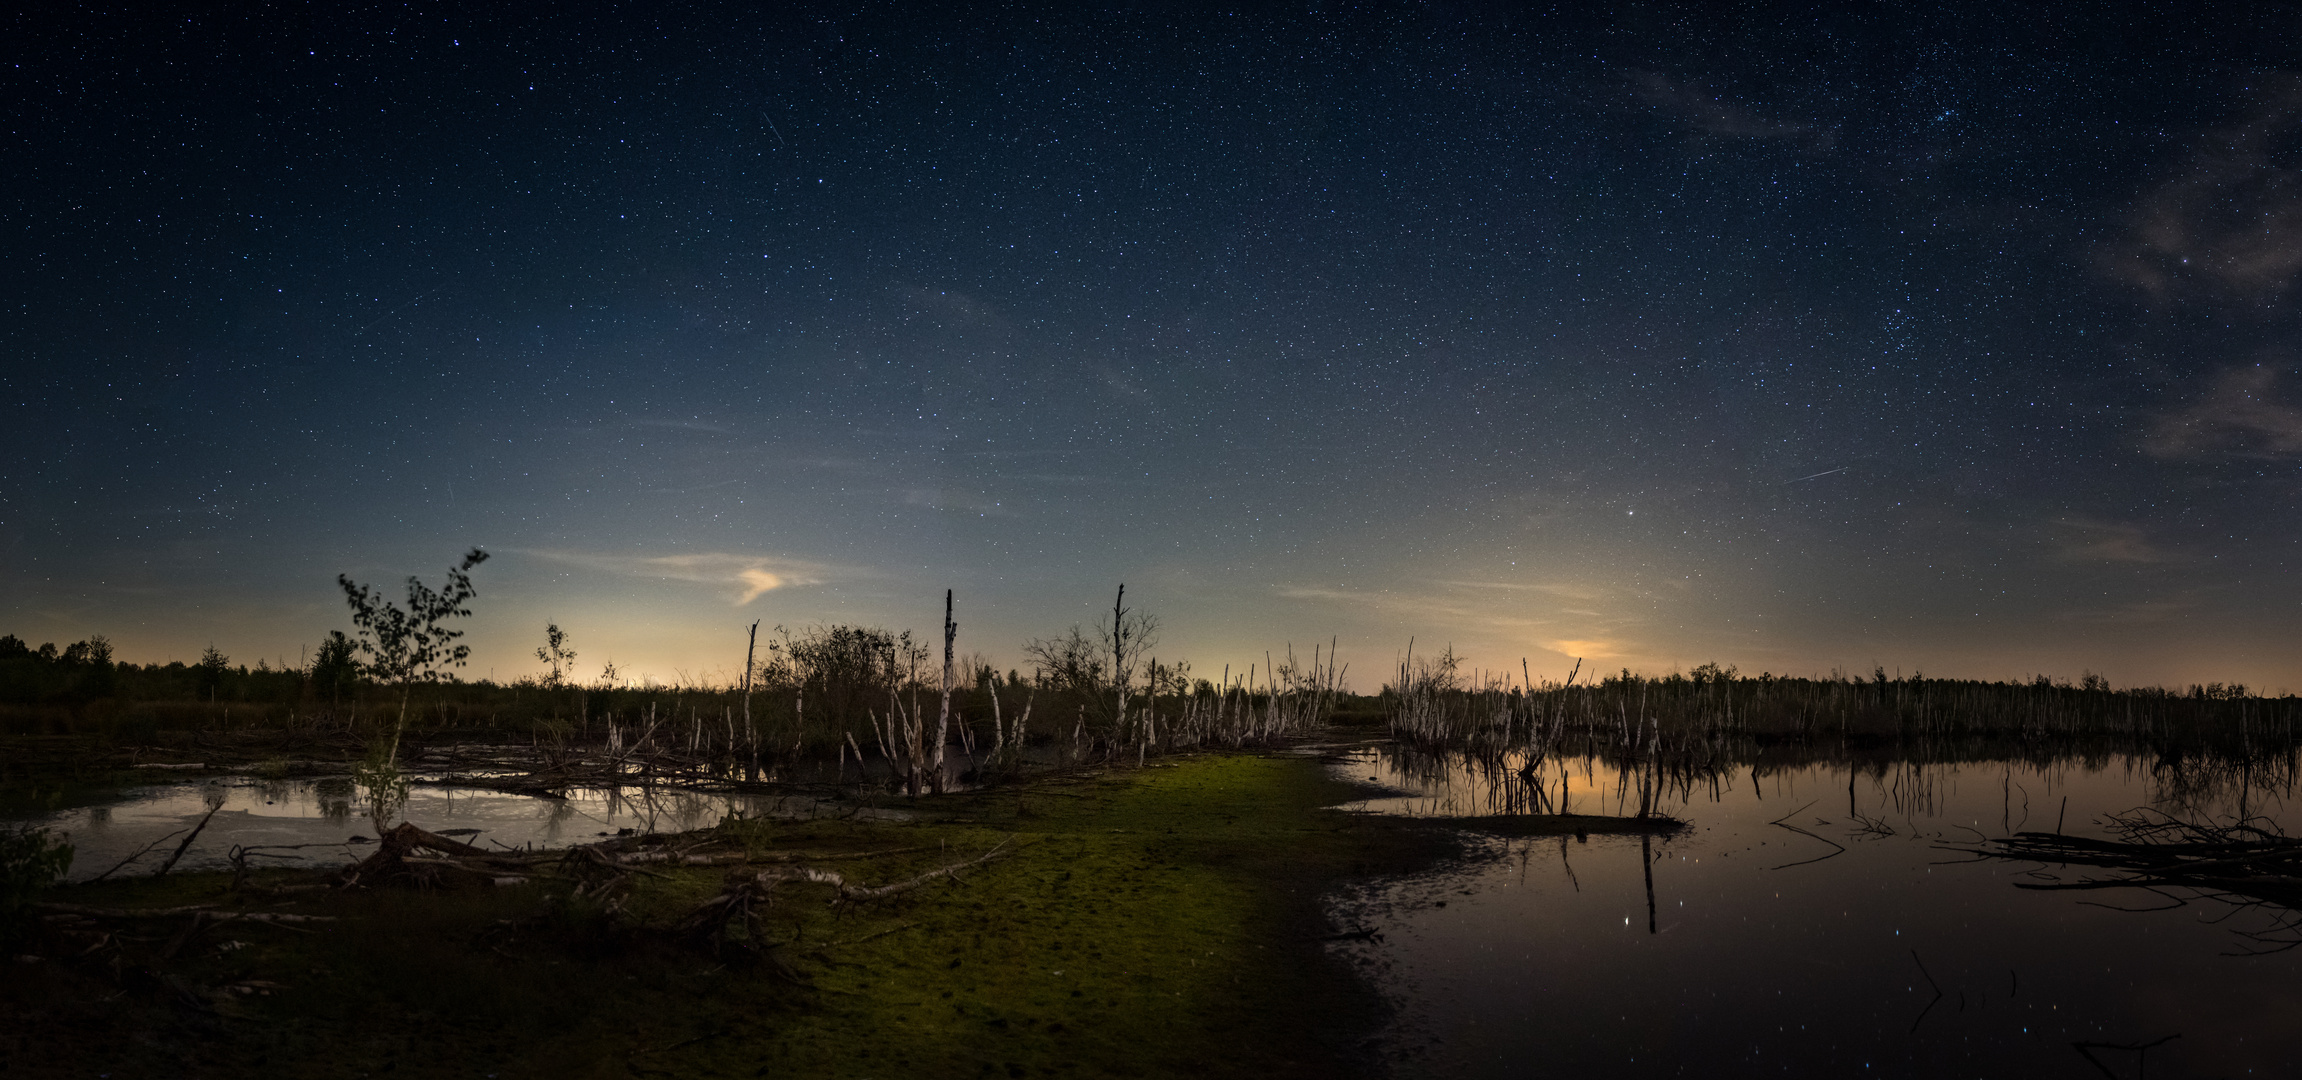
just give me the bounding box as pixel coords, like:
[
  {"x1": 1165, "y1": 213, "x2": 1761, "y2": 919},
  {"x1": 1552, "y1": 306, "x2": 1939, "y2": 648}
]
[{"x1": 665, "y1": 838, "x2": 1014, "y2": 972}]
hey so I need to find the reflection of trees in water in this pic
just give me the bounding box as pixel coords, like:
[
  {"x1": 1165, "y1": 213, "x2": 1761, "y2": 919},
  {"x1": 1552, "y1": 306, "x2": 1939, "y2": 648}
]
[
  {"x1": 543, "y1": 797, "x2": 576, "y2": 841},
  {"x1": 2149, "y1": 750, "x2": 2298, "y2": 822},
  {"x1": 1372, "y1": 744, "x2": 1707, "y2": 819},
  {"x1": 584, "y1": 785, "x2": 741, "y2": 836},
  {"x1": 1371, "y1": 739, "x2": 2301, "y2": 826},
  {"x1": 1380, "y1": 667, "x2": 2302, "y2": 845},
  {"x1": 313, "y1": 777, "x2": 353, "y2": 821},
  {"x1": 1388, "y1": 666, "x2": 2299, "y2": 757}
]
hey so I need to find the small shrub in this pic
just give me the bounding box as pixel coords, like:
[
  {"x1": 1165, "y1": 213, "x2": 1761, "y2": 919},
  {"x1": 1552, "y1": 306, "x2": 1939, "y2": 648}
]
[
  {"x1": 0, "y1": 823, "x2": 72, "y2": 943},
  {"x1": 354, "y1": 747, "x2": 410, "y2": 836}
]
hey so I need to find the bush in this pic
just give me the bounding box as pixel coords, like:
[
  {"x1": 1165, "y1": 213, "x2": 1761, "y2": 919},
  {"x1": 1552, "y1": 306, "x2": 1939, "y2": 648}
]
[{"x1": 0, "y1": 823, "x2": 72, "y2": 943}]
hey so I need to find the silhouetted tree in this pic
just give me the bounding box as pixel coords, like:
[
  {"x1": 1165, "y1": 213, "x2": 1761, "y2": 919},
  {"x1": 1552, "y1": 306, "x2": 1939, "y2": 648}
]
[
  {"x1": 337, "y1": 547, "x2": 491, "y2": 721},
  {"x1": 1022, "y1": 584, "x2": 1159, "y2": 730},
  {"x1": 336, "y1": 547, "x2": 490, "y2": 833},
  {"x1": 196, "y1": 645, "x2": 230, "y2": 702},
  {"x1": 311, "y1": 630, "x2": 361, "y2": 706},
  {"x1": 74, "y1": 635, "x2": 114, "y2": 698},
  {"x1": 534, "y1": 622, "x2": 576, "y2": 689}
]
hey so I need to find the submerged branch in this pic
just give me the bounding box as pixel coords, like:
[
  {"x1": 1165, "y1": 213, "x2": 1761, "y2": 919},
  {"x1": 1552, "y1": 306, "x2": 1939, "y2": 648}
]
[{"x1": 1943, "y1": 809, "x2": 2302, "y2": 951}]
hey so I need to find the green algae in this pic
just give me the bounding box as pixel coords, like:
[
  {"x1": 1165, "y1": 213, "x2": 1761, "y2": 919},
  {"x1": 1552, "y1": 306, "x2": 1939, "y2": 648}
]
[{"x1": 2, "y1": 751, "x2": 1446, "y2": 1078}]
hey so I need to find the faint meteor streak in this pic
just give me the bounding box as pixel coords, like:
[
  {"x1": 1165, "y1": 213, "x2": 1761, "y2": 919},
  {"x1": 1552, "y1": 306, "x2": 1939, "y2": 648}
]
[{"x1": 1783, "y1": 466, "x2": 1848, "y2": 484}]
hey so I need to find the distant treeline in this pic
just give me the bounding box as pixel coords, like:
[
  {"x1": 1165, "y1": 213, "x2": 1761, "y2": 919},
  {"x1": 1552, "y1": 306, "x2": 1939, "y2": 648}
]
[
  {"x1": 1386, "y1": 652, "x2": 2297, "y2": 757},
  {"x1": 0, "y1": 633, "x2": 357, "y2": 709},
  {"x1": 11, "y1": 625, "x2": 2289, "y2": 757},
  {"x1": 0, "y1": 624, "x2": 1347, "y2": 762}
]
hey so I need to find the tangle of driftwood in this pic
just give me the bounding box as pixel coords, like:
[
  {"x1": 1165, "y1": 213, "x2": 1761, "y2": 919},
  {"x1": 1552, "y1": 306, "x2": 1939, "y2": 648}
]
[{"x1": 1942, "y1": 808, "x2": 2302, "y2": 953}]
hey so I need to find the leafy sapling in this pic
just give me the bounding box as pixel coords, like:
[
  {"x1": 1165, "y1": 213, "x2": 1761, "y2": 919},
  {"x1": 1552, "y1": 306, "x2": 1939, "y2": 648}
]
[
  {"x1": 0, "y1": 824, "x2": 72, "y2": 945},
  {"x1": 535, "y1": 622, "x2": 577, "y2": 689},
  {"x1": 337, "y1": 547, "x2": 489, "y2": 833}
]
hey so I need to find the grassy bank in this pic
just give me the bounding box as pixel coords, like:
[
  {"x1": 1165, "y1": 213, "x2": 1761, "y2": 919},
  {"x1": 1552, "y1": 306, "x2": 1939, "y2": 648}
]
[{"x1": 2, "y1": 751, "x2": 1448, "y2": 1078}]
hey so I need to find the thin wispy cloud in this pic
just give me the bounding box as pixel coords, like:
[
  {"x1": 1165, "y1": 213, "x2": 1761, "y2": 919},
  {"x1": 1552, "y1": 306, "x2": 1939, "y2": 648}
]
[
  {"x1": 1628, "y1": 70, "x2": 1835, "y2": 149},
  {"x1": 736, "y1": 569, "x2": 784, "y2": 604},
  {"x1": 2147, "y1": 365, "x2": 2302, "y2": 460},
  {"x1": 2050, "y1": 518, "x2": 2173, "y2": 565},
  {"x1": 650, "y1": 478, "x2": 748, "y2": 495},
  {"x1": 2105, "y1": 76, "x2": 2302, "y2": 306},
  {"x1": 2057, "y1": 594, "x2": 2205, "y2": 627},
  {"x1": 902, "y1": 284, "x2": 1009, "y2": 328},
  {"x1": 1544, "y1": 638, "x2": 1623, "y2": 660},
  {"x1": 1272, "y1": 580, "x2": 1640, "y2": 665},
  {"x1": 517, "y1": 549, "x2": 845, "y2": 606},
  {"x1": 1424, "y1": 579, "x2": 1606, "y2": 601},
  {"x1": 1272, "y1": 584, "x2": 1549, "y2": 629},
  {"x1": 627, "y1": 417, "x2": 736, "y2": 435},
  {"x1": 903, "y1": 489, "x2": 1012, "y2": 516}
]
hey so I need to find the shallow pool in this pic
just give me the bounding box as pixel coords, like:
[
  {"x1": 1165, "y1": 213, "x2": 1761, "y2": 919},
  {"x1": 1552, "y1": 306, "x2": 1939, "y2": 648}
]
[
  {"x1": 1327, "y1": 746, "x2": 2302, "y2": 1078},
  {"x1": 28, "y1": 776, "x2": 902, "y2": 881}
]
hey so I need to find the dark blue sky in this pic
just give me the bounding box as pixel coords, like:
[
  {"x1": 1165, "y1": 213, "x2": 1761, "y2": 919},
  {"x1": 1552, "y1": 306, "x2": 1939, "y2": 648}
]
[{"x1": 8, "y1": 2, "x2": 2302, "y2": 690}]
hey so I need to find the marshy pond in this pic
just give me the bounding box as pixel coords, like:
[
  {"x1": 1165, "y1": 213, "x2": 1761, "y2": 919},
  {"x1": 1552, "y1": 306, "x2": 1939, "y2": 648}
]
[
  {"x1": 30, "y1": 772, "x2": 910, "y2": 881},
  {"x1": 15, "y1": 736, "x2": 2300, "y2": 1077},
  {"x1": 1328, "y1": 745, "x2": 2302, "y2": 1078}
]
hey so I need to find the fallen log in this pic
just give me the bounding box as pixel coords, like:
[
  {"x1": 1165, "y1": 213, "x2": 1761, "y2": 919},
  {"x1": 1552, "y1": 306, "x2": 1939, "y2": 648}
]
[
  {"x1": 338, "y1": 821, "x2": 503, "y2": 888},
  {"x1": 609, "y1": 844, "x2": 934, "y2": 867},
  {"x1": 663, "y1": 837, "x2": 1013, "y2": 962},
  {"x1": 726, "y1": 837, "x2": 1014, "y2": 905}
]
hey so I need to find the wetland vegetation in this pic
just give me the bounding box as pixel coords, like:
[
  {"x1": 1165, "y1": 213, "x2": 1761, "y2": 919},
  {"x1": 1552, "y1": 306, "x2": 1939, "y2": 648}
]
[
  {"x1": 0, "y1": 564, "x2": 1396, "y2": 1078},
  {"x1": 6, "y1": 555, "x2": 2302, "y2": 1076},
  {"x1": 2, "y1": 752, "x2": 1452, "y2": 1078}
]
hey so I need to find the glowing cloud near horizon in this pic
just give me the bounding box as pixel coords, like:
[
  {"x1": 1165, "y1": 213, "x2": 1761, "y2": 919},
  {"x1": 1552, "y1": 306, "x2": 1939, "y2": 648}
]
[
  {"x1": 737, "y1": 568, "x2": 784, "y2": 605},
  {"x1": 1546, "y1": 639, "x2": 1620, "y2": 660}
]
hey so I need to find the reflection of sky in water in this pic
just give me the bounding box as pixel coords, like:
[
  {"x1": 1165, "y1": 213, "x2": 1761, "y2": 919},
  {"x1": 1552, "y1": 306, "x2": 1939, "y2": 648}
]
[
  {"x1": 22, "y1": 778, "x2": 891, "y2": 881},
  {"x1": 1330, "y1": 748, "x2": 2302, "y2": 1078}
]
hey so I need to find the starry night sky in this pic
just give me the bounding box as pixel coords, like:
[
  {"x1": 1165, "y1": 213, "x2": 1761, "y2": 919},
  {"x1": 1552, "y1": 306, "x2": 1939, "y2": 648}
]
[{"x1": 8, "y1": 3, "x2": 2302, "y2": 690}]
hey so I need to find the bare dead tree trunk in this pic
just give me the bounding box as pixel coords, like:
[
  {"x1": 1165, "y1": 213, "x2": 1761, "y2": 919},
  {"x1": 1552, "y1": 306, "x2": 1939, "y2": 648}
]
[
  {"x1": 742, "y1": 619, "x2": 758, "y2": 772},
  {"x1": 1112, "y1": 583, "x2": 1129, "y2": 740},
  {"x1": 906, "y1": 651, "x2": 924, "y2": 795},
  {"x1": 1144, "y1": 657, "x2": 1157, "y2": 763},
  {"x1": 990, "y1": 679, "x2": 1005, "y2": 756},
  {"x1": 873, "y1": 700, "x2": 894, "y2": 773},
  {"x1": 933, "y1": 589, "x2": 955, "y2": 793},
  {"x1": 1016, "y1": 685, "x2": 1034, "y2": 751}
]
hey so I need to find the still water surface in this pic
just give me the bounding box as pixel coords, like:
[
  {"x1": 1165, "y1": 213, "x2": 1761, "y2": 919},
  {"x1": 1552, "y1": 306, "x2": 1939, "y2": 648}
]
[
  {"x1": 32, "y1": 776, "x2": 898, "y2": 881},
  {"x1": 1328, "y1": 746, "x2": 2301, "y2": 1078}
]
